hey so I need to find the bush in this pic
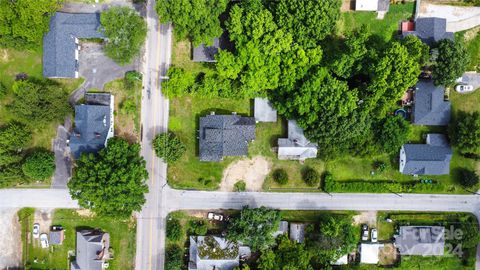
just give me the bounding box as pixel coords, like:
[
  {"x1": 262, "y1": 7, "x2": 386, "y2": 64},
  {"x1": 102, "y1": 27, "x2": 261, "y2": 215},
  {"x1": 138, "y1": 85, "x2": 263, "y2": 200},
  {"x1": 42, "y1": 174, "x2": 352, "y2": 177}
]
[
  {"x1": 188, "y1": 220, "x2": 208, "y2": 235},
  {"x1": 272, "y1": 169, "x2": 288, "y2": 185},
  {"x1": 165, "y1": 245, "x2": 183, "y2": 270},
  {"x1": 373, "y1": 161, "x2": 387, "y2": 173},
  {"x1": 152, "y1": 132, "x2": 186, "y2": 163},
  {"x1": 166, "y1": 218, "x2": 182, "y2": 241},
  {"x1": 124, "y1": 71, "x2": 142, "y2": 90},
  {"x1": 21, "y1": 150, "x2": 55, "y2": 180},
  {"x1": 459, "y1": 169, "x2": 479, "y2": 188},
  {"x1": 234, "y1": 180, "x2": 246, "y2": 192},
  {"x1": 302, "y1": 167, "x2": 320, "y2": 187}
]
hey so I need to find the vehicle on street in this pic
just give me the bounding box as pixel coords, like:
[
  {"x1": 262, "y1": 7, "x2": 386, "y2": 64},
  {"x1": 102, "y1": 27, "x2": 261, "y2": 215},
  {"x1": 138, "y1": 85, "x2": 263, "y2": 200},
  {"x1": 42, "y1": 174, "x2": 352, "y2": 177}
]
[
  {"x1": 362, "y1": 224, "x2": 369, "y2": 241},
  {"x1": 32, "y1": 223, "x2": 40, "y2": 239},
  {"x1": 40, "y1": 233, "x2": 49, "y2": 248},
  {"x1": 455, "y1": 84, "x2": 474, "y2": 93},
  {"x1": 207, "y1": 212, "x2": 224, "y2": 221},
  {"x1": 371, "y1": 228, "x2": 378, "y2": 243}
]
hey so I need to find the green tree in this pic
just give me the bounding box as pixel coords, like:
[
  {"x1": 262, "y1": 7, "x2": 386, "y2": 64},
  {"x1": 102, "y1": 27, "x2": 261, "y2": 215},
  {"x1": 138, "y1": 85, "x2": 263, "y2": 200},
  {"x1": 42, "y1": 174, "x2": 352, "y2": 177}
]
[
  {"x1": 9, "y1": 80, "x2": 70, "y2": 127},
  {"x1": 272, "y1": 169, "x2": 288, "y2": 185},
  {"x1": 156, "y1": 0, "x2": 228, "y2": 46},
  {"x1": 401, "y1": 35, "x2": 430, "y2": 66},
  {"x1": 68, "y1": 137, "x2": 149, "y2": 218},
  {"x1": 152, "y1": 132, "x2": 186, "y2": 163},
  {"x1": 450, "y1": 111, "x2": 480, "y2": 155},
  {"x1": 21, "y1": 150, "x2": 55, "y2": 180},
  {"x1": 330, "y1": 29, "x2": 370, "y2": 79},
  {"x1": 273, "y1": 0, "x2": 341, "y2": 48},
  {"x1": 0, "y1": 122, "x2": 31, "y2": 152},
  {"x1": 433, "y1": 39, "x2": 469, "y2": 86},
  {"x1": 227, "y1": 206, "x2": 281, "y2": 251},
  {"x1": 376, "y1": 115, "x2": 411, "y2": 154},
  {"x1": 167, "y1": 218, "x2": 183, "y2": 241},
  {"x1": 162, "y1": 67, "x2": 197, "y2": 98},
  {"x1": 165, "y1": 245, "x2": 183, "y2": 270},
  {"x1": 458, "y1": 169, "x2": 479, "y2": 188},
  {"x1": 0, "y1": 0, "x2": 59, "y2": 48},
  {"x1": 302, "y1": 167, "x2": 320, "y2": 187},
  {"x1": 101, "y1": 7, "x2": 147, "y2": 65},
  {"x1": 258, "y1": 235, "x2": 313, "y2": 270},
  {"x1": 188, "y1": 220, "x2": 208, "y2": 235}
]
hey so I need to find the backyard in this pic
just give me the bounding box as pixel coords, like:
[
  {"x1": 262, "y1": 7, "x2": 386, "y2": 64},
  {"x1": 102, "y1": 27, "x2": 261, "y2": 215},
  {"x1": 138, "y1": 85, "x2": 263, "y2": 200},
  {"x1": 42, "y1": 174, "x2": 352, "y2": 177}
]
[
  {"x1": 19, "y1": 208, "x2": 136, "y2": 270},
  {"x1": 456, "y1": 26, "x2": 480, "y2": 72}
]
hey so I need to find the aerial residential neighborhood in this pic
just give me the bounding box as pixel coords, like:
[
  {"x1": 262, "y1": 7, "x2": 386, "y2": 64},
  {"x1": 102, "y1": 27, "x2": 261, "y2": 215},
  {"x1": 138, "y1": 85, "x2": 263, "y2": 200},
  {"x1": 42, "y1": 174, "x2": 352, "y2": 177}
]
[{"x1": 0, "y1": 0, "x2": 479, "y2": 270}]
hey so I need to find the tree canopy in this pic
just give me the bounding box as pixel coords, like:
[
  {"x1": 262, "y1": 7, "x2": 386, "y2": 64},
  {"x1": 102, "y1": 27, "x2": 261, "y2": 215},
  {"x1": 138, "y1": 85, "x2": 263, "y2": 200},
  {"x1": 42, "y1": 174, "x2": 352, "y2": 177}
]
[
  {"x1": 22, "y1": 150, "x2": 55, "y2": 181},
  {"x1": 433, "y1": 39, "x2": 469, "y2": 86},
  {"x1": 0, "y1": 0, "x2": 59, "y2": 48},
  {"x1": 0, "y1": 122, "x2": 31, "y2": 187},
  {"x1": 68, "y1": 137, "x2": 149, "y2": 218},
  {"x1": 101, "y1": 7, "x2": 147, "y2": 65},
  {"x1": 376, "y1": 115, "x2": 411, "y2": 154},
  {"x1": 152, "y1": 132, "x2": 186, "y2": 163},
  {"x1": 257, "y1": 235, "x2": 313, "y2": 270},
  {"x1": 227, "y1": 206, "x2": 281, "y2": 251},
  {"x1": 450, "y1": 111, "x2": 480, "y2": 155},
  {"x1": 156, "y1": 0, "x2": 228, "y2": 46}
]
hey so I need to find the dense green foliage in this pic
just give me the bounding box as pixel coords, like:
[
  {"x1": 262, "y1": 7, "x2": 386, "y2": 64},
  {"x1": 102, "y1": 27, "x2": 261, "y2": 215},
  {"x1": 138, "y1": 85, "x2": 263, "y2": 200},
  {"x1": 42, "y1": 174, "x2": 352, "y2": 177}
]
[
  {"x1": 156, "y1": 0, "x2": 228, "y2": 46},
  {"x1": 21, "y1": 150, "x2": 55, "y2": 180},
  {"x1": 68, "y1": 137, "x2": 149, "y2": 218},
  {"x1": 152, "y1": 132, "x2": 186, "y2": 163},
  {"x1": 272, "y1": 168, "x2": 288, "y2": 185},
  {"x1": 101, "y1": 7, "x2": 147, "y2": 65},
  {"x1": 433, "y1": 39, "x2": 469, "y2": 86},
  {"x1": 0, "y1": 122, "x2": 31, "y2": 187},
  {"x1": 234, "y1": 180, "x2": 246, "y2": 192},
  {"x1": 401, "y1": 35, "x2": 430, "y2": 66},
  {"x1": 9, "y1": 80, "x2": 70, "y2": 127},
  {"x1": 187, "y1": 219, "x2": 208, "y2": 235},
  {"x1": 165, "y1": 245, "x2": 183, "y2": 270},
  {"x1": 302, "y1": 167, "x2": 320, "y2": 187},
  {"x1": 450, "y1": 111, "x2": 480, "y2": 155},
  {"x1": 0, "y1": 0, "x2": 59, "y2": 48},
  {"x1": 167, "y1": 218, "x2": 183, "y2": 241},
  {"x1": 124, "y1": 70, "x2": 142, "y2": 90},
  {"x1": 458, "y1": 169, "x2": 479, "y2": 188},
  {"x1": 227, "y1": 206, "x2": 281, "y2": 251},
  {"x1": 376, "y1": 115, "x2": 411, "y2": 154},
  {"x1": 257, "y1": 235, "x2": 313, "y2": 270}
]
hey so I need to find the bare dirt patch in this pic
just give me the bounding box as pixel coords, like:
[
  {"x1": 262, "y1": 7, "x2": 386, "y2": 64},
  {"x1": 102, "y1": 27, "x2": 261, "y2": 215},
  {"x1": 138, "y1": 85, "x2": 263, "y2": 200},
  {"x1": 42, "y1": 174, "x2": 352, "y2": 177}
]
[
  {"x1": 353, "y1": 211, "x2": 378, "y2": 226},
  {"x1": 0, "y1": 209, "x2": 22, "y2": 269},
  {"x1": 76, "y1": 209, "x2": 94, "y2": 217},
  {"x1": 0, "y1": 49, "x2": 9, "y2": 62},
  {"x1": 220, "y1": 156, "x2": 271, "y2": 192},
  {"x1": 379, "y1": 243, "x2": 399, "y2": 266}
]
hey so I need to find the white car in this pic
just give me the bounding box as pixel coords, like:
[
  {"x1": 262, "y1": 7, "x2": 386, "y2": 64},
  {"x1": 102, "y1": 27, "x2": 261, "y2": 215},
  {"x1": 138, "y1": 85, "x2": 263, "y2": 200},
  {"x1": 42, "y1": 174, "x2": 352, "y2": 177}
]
[
  {"x1": 207, "y1": 212, "x2": 224, "y2": 221},
  {"x1": 361, "y1": 224, "x2": 369, "y2": 241},
  {"x1": 40, "y1": 233, "x2": 49, "y2": 248},
  {"x1": 32, "y1": 223, "x2": 40, "y2": 239},
  {"x1": 455, "y1": 84, "x2": 474, "y2": 93},
  {"x1": 371, "y1": 228, "x2": 378, "y2": 243}
]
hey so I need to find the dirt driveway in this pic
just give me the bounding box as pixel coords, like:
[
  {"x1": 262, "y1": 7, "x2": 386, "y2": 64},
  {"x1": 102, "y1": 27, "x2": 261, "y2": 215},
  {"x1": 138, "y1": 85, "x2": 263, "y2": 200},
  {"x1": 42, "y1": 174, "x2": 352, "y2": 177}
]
[
  {"x1": 419, "y1": 1, "x2": 480, "y2": 32},
  {"x1": 219, "y1": 156, "x2": 271, "y2": 192},
  {"x1": 0, "y1": 209, "x2": 22, "y2": 269},
  {"x1": 353, "y1": 211, "x2": 378, "y2": 227}
]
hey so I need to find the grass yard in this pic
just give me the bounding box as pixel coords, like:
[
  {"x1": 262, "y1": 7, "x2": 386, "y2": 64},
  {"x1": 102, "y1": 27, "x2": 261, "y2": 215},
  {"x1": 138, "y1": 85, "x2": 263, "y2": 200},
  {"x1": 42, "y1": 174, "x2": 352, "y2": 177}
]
[
  {"x1": 104, "y1": 78, "x2": 141, "y2": 142},
  {"x1": 171, "y1": 39, "x2": 215, "y2": 75},
  {"x1": 456, "y1": 27, "x2": 480, "y2": 72},
  {"x1": 337, "y1": 2, "x2": 415, "y2": 41},
  {"x1": 20, "y1": 209, "x2": 136, "y2": 270}
]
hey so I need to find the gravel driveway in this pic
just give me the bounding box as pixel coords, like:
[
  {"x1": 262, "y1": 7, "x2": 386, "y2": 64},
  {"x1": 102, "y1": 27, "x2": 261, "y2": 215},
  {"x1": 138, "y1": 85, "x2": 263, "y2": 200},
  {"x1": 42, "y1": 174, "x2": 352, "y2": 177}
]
[
  {"x1": 0, "y1": 209, "x2": 22, "y2": 269},
  {"x1": 418, "y1": 1, "x2": 480, "y2": 32}
]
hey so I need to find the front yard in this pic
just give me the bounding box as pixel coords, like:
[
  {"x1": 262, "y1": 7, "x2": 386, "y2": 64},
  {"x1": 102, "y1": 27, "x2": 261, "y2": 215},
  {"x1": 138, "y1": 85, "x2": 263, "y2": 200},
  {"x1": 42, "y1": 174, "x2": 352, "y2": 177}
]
[{"x1": 19, "y1": 208, "x2": 136, "y2": 270}]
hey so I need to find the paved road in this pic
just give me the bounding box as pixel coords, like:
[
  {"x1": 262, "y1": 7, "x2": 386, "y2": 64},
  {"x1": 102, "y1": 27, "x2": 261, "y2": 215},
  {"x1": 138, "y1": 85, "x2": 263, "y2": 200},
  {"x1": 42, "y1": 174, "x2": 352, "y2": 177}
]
[
  {"x1": 51, "y1": 122, "x2": 72, "y2": 188},
  {"x1": 134, "y1": 0, "x2": 172, "y2": 269},
  {"x1": 458, "y1": 72, "x2": 480, "y2": 91},
  {"x1": 0, "y1": 189, "x2": 78, "y2": 209},
  {"x1": 418, "y1": 2, "x2": 480, "y2": 32}
]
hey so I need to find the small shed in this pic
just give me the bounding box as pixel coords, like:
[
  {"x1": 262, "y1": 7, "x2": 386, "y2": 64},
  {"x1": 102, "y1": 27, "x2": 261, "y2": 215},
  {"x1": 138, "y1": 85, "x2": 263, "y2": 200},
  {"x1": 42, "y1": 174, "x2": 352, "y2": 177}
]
[
  {"x1": 356, "y1": 0, "x2": 378, "y2": 11},
  {"x1": 272, "y1": 221, "x2": 289, "y2": 238},
  {"x1": 289, "y1": 223, "x2": 305, "y2": 243},
  {"x1": 49, "y1": 229, "x2": 65, "y2": 245},
  {"x1": 254, "y1": 98, "x2": 277, "y2": 123},
  {"x1": 360, "y1": 243, "x2": 383, "y2": 264}
]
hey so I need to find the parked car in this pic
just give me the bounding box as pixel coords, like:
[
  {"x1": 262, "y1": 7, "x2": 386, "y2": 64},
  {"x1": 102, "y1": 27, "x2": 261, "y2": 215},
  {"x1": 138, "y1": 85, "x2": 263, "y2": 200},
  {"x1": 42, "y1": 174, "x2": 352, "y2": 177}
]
[
  {"x1": 371, "y1": 228, "x2": 378, "y2": 243},
  {"x1": 361, "y1": 224, "x2": 369, "y2": 241},
  {"x1": 40, "y1": 233, "x2": 49, "y2": 248},
  {"x1": 207, "y1": 212, "x2": 224, "y2": 221},
  {"x1": 32, "y1": 223, "x2": 40, "y2": 239},
  {"x1": 455, "y1": 84, "x2": 474, "y2": 93}
]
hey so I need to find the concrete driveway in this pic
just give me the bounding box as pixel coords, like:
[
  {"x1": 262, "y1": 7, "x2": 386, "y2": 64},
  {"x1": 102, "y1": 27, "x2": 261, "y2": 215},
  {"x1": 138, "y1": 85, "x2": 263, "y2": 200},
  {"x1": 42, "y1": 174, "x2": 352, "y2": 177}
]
[
  {"x1": 457, "y1": 72, "x2": 480, "y2": 91},
  {"x1": 51, "y1": 118, "x2": 72, "y2": 189},
  {"x1": 418, "y1": 1, "x2": 480, "y2": 32}
]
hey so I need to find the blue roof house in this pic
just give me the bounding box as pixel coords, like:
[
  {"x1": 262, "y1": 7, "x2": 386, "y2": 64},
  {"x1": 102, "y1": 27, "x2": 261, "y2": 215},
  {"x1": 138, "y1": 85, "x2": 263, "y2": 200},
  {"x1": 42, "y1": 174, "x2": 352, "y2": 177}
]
[
  {"x1": 70, "y1": 93, "x2": 114, "y2": 158},
  {"x1": 399, "y1": 134, "x2": 452, "y2": 175},
  {"x1": 43, "y1": 12, "x2": 104, "y2": 78},
  {"x1": 412, "y1": 81, "x2": 451, "y2": 126}
]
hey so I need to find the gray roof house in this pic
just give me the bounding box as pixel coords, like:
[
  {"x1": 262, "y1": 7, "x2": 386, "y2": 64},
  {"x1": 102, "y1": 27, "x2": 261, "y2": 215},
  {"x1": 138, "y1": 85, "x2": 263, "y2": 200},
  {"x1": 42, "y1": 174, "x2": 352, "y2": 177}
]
[
  {"x1": 412, "y1": 81, "x2": 451, "y2": 126},
  {"x1": 278, "y1": 120, "x2": 318, "y2": 161},
  {"x1": 199, "y1": 114, "x2": 256, "y2": 162},
  {"x1": 71, "y1": 230, "x2": 110, "y2": 270},
  {"x1": 43, "y1": 12, "x2": 104, "y2": 78},
  {"x1": 272, "y1": 221, "x2": 289, "y2": 238},
  {"x1": 70, "y1": 93, "x2": 114, "y2": 158},
  {"x1": 189, "y1": 236, "x2": 240, "y2": 270},
  {"x1": 289, "y1": 223, "x2": 305, "y2": 243},
  {"x1": 394, "y1": 226, "x2": 445, "y2": 256},
  {"x1": 49, "y1": 228, "x2": 65, "y2": 245},
  {"x1": 402, "y1": 17, "x2": 454, "y2": 45},
  {"x1": 254, "y1": 98, "x2": 277, "y2": 122},
  {"x1": 399, "y1": 134, "x2": 452, "y2": 175}
]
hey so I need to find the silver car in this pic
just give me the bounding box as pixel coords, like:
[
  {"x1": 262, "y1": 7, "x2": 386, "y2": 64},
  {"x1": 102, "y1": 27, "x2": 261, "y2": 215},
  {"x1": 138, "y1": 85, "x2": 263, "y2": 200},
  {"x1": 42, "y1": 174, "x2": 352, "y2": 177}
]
[{"x1": 32, "y1": 223, "x2": 40, "y2": 239}]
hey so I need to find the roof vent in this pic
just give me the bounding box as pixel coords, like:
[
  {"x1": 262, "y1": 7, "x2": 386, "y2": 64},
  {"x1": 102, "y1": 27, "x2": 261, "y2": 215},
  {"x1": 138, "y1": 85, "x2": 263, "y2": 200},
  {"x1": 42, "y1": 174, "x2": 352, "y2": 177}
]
[
  {"x1": 210, "y1": 111, "x2": 215, "y2": 115},
  {"x1": 95, "y1": 132, "x2": 101, "y2": 138},
  {"x1": 232, "y1": 112, "x2": 237, "y2": 115}
]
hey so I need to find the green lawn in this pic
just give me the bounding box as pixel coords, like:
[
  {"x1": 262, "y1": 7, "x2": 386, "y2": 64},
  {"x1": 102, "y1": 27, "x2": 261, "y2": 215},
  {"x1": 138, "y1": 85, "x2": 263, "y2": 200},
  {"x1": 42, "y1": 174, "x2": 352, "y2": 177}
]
[
  {"x1": 456, "y1": 27, "x2": 480, "y2": 72},
  {"x1": 20, "y1": 209, "x2": 136, "y2": 270},
  {"x1": 337, "y1": 3, "x2": 415, "y2": 41}
]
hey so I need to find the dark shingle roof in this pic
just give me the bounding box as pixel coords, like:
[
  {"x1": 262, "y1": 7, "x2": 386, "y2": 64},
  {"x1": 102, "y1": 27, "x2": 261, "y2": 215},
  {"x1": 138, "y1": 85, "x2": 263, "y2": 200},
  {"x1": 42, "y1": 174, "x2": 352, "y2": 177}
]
[
  {"x1": 412, "y1": 81, "x2": 451, "y2": 126},
  {"x1": 400, "y1": 134, "x2": 452, "y2": 175},
  {"x1": 70, "y1": 94, "x2": 112, "y2": 158},
  {"x1": 193, "y1": 38, "x2": 220, "y2": 62},
  {"x1": 395, "y1": 226, "x2": 445, "y2": 256},
  {"x1": 49, "y1": 230, "x2": 64, "y2": 245},
  {"x1": 43, "y1": 12, "x2": 104, "y2": 78},
  {"x1": 199, "y1": 115, "x2": 255, "y2": 162},
  {"x1": 402, "y1": 17, "x2": 454, "y2": 45}
]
